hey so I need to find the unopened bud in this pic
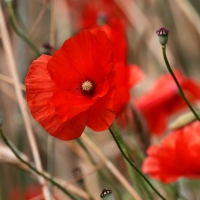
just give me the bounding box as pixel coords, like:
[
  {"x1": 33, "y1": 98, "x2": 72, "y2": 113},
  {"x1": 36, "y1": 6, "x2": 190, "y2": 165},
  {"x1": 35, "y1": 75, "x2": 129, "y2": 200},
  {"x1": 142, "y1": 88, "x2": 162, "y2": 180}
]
[
  {"x1": 100, "y1": 189, "x2": 114, "y2": 200},
  {"x1": 156, "y1": 27, "x2": 169, "y2": 47},
  {"x1": 40, "y1": 43, "x2": 53, "y2": 55},
  {"x1": 97, "y1": 12, "x2": 107, "y2": 25},
  {"x1": 72, "y1": 167, "x2": 84, "y2": 185}
]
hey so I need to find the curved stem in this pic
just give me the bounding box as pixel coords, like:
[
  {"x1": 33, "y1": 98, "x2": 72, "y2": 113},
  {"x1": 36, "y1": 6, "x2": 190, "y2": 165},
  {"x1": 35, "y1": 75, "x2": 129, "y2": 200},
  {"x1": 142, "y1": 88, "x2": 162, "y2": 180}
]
[
  {"x1": 109, "y1": 127, "x2": 167, "y2": 200},
  {"x1": 6, "y1": 2, "x2": 40, "y2": 56},
  {"x1": 162, "y1": 46, "x2": 200, "y2": 120},
  {"x1": 0, "y1": 129, "x2": 78, "y2": 200},
  {"x1": 77, "y1": 138, "x2": 122, "y2": 200}
]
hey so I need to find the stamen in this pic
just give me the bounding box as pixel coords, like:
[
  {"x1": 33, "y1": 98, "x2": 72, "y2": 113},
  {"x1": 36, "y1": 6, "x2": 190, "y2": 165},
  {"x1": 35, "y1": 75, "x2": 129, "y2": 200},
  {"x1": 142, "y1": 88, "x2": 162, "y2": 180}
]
[
  {"x1": 79, "y1": 78, "x2": 96, "y2": 96},
  {"x1": 82, "y1": 81, "x2": 93, "y2": 91}
]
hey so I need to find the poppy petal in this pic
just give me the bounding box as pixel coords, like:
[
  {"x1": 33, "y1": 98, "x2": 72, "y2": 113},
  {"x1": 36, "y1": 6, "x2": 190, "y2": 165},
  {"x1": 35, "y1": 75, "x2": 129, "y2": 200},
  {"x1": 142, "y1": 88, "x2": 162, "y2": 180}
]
[
  {"x1": 128, "y1": 64, "x2": 144, "y2": 87},
  {"x1": 25, "y1": 55, "x2": 58, "y2": 121},
  {"x1": 51, "y1": 80, "x2": 109, "y2": 121},
  {"x1": 87, "y1": 90, "x2": 115, "y2": 131},
  {"x1": 135, "y1": 69, "x2": 200, "y2": 135},
  {"x1": 142, "y1": 121, "x2": 200, "y2": 183},
  {"x1": 25, "y1": 55, "x2": 88, "y2": 140},
  {"x1": 45, "y1": 111, "x2": 88, "y2": 140},
  {"x1": 182, "y1": 79, "x2": 200, "y2": 99},
  {"x1": 47, "y1": 30, "x2": 114, "y2": 89}
]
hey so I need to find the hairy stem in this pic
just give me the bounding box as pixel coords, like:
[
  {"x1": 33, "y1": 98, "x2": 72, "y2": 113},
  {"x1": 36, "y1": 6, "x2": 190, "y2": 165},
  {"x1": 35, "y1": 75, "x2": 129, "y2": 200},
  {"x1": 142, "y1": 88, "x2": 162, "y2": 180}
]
[
  {"x1": 109, "y1": 127, "x2": 167, "y2": 200},
  {"x1": 162, "y1": 46, "x2": 200, "y2": 120}
]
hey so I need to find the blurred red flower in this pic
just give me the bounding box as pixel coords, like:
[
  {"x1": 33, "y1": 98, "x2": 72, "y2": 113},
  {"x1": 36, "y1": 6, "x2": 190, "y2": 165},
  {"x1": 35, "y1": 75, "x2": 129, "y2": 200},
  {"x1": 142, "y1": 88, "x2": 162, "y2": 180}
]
[
  {"x1": 142, "y1": 121, "x2": 200, "y2": 183},
  {"x1": 65, "y1": 0, "x2": 125, "y2": 31},
  {"x1": 114, "y1": 62, "x2": 143, "y2": 115},
  {"x1": 11, "y1": 186, "x2": 59, "y2": 200},
  {"x1": 135, "y1": 70, "x2": 200, "y2": 135},
  {"x1": 25, "y1": 30, "x2": 116, "y2": 140}
]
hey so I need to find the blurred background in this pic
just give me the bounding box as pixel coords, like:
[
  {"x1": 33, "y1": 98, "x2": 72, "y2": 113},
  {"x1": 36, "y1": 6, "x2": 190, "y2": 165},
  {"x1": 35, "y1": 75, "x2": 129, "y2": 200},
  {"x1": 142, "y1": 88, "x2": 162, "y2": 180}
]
[{"x1": 0, "y1": 0, "x2": 200, "y2": 199}]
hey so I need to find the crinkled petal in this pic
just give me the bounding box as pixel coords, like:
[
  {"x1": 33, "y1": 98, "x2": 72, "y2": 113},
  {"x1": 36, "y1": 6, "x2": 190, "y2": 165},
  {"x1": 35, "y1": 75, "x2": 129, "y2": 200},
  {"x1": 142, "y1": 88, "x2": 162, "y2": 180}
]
[
  {"x1": 25, "y1": 55, "x2": 58, "y2": 121},
  {"x1": 45, "y1": 111, "x2": 88, "y2": 140},
  {"x1": 25, "y1": 55, "x2": 87, "y2": 140},
  {"x1": 90, "y1": 18, "x2": 127, "y2": 62},
  {"x1": 35, "y1": 104, "x2": 88, "y2": 140},
  {"x1": 87, "y1": 90, "x2": 116, "y2": 131},
  {"x1": 51, "y1": 80, "x2": 109, "y2": 121}
]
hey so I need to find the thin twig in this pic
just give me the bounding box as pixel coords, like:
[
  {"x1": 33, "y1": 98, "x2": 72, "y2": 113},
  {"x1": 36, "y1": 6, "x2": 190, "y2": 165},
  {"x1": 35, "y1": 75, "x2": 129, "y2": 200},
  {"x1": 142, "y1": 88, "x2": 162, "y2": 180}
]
[
  {"x1": 75, "y1": 138, "x2": 122, "y2": 199},
  {"x1": 130, "y1": 104, "x2": 150, "y2": 152},
  {"x1": 0, "y1": 136, "x2": 90, "y2": 199},
  {"x1": 112, "y1": 0, "x2": 176, "y2": 67},
  {"x1": 50, "y1": 0, "x2": 56, "y2": 48},
  {"x1": 5, "y1": 2, "x2": 40, "y2": 56},
  {"x1": 67, "y1": 162, "x2": 104, "y2": 185},
  {"x1": 0, "y1": 74, "x2": 26, "y2": 91},
  {"x1": 0, "y1": 4, "x2": 52, "y2": 200},
  {"x1": 0, "y1": 129, "x2": 78, "y2": 200},
  {"x1": 81, "y1": 133, "x2": 142, "y2": 200},
  {"x1": 66, "y1": 140, "x2": 102, "y2": 200},
  {"x1": 47, "y1": 1, "x2": 57, "y2": 196},
  {"x1": 29, "y1": 0, "x2": 50, "y2": 37},
  {"x1": 174, "y1": 0, "x2": 200, "y2": 37},
  {"x1": 109, "y1": 128, "x2": 167, "y2": 200}
]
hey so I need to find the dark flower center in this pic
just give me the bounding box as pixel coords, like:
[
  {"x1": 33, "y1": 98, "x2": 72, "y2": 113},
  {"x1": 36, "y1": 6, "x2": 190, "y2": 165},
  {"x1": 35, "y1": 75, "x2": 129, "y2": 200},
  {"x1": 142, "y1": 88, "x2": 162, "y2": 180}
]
[{"x1": 79, "y1": 78, "x2": 96, "y2": 96}]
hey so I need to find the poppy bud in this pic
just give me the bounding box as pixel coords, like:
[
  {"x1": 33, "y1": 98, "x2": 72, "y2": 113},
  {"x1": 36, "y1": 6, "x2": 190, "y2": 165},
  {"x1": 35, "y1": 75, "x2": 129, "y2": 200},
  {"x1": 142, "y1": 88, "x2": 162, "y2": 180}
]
[
  {"x1": 72, "y1": 167, "x2": 84, "y2": 185},
  {"x1": 40, "y1": 43, "x2": 53, "y2": 55},
  {"x1": 100, "y1": 189, "x2": 114, "y2": 200},
  {"x1": 97, "y1": 12, "x2": 107, "y2": 25},
  {"x1": 156, "y1": 27, "x2": 169, "y2": 47}
]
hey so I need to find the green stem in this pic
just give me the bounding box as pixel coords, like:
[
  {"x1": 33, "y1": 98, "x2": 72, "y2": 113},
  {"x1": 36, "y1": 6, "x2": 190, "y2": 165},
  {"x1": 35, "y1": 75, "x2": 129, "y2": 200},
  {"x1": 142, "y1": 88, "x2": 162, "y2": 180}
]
[
  {"x1": 112, "y1": 121, "x2": 133, "y2": 160},
  {"x1": 190, "y1": 180, "x2": 198, "y2": 200},
  {"x1": 173, "y1": 183, "x2": 188, "y2": 200},
  {"x1": 112, "y1": 122, "x2": 154, "y2": 200},
  {"x1": 109, "y1": 127, "x2": 167, "y2": 200},
  {"x1": 162, "y1": 46, "x2": 200, "y2": 121},
  {"x1": 0, "y1": 129, "x2": 78, "y2": 200},
  {"x1": 6, "y1": 1, "x2": 40, "y2": 56},
  {"x1": 77, "y1": 138, "x2": 122, "y2": 200}
]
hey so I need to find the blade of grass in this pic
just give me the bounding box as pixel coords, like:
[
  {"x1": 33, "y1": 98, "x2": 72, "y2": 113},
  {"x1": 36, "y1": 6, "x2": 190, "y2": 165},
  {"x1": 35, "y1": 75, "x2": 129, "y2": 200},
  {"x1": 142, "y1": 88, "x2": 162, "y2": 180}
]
[{"x1": 0, "y1": 3, "x2": 51, "y2": 199}]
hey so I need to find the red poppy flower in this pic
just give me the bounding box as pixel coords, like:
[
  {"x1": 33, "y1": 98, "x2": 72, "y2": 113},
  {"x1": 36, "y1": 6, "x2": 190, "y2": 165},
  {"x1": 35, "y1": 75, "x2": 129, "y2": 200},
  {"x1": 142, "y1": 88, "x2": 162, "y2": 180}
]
[
  {"x1": 142, "y1": 121, "x2": 200, "y2": 183},
  {"x1": 25, "y1": 30, "x2": 116, "y2": 140},
  {"x1": 135, "y1": 70, "x2": 200, "y2": 135}
]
